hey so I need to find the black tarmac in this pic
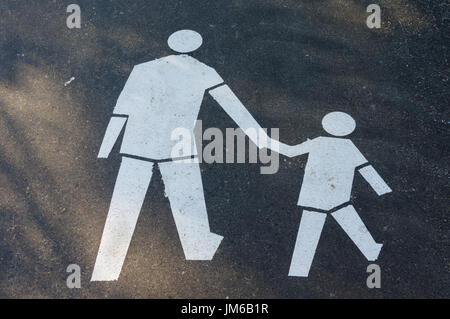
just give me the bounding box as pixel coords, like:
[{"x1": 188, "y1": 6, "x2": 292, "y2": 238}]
[{"x1": 0, "y1": 0, "x2": 448, "y2": 298}]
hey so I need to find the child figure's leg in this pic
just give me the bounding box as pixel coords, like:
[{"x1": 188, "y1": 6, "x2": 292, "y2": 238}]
[
  {"x1": 331, "y1": 205, "x2": 383, "y2": 261},
  {"x1": 289, "y1": 210, "x2": 327, "y2": 277}
]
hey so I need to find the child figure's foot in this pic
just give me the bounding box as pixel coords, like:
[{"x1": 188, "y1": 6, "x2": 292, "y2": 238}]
[{"x1": 331, "y1": 205, "x2": 383, "y2": 262}]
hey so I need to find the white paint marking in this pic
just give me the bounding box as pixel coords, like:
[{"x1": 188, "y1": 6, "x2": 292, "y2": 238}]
[
  {"x1": 159, "y1": 159, "x2": 223, "y2": 260},
  {"x1": 111, "y1": 54, "x2": 223, "y2": 160},
  {"x1": 91, "y1": 30, "x2": 393, "y2": 281},
  {"x1": 64, "y1": 77, "x2": 75, "y2": 86},
  {"x1": 297, "y1": 136, "x2": 368, "y2": 211},
  {"x1": 91, "y1": 158, "x2": 154, "y2": 281},
  {"x1": 92, "y1": 30, "x2": 300, "y2": 281},
  {"x1": 168, "y1": 29, "x2": 203, "y2": 53},
  {"x1": 321, "y1": 111, "x2": 356, "y2": 137},
  {"x1": 289, "y1": 210, "x2": 326, "y2": 277},
  {"x1": 97, "y1": 116, "x2": 127, "y2": 158},
  {"x1": 288, "y1": 112, "x2": 391, "y2": 277},
  {"x1": 331, "y1": 205, "x2": 383, "y2": 261},
  {"x1": 209, "y1": 85, "x2": 297, "y2": 157},
  {"x1": 359, "y1": 165, "x2": 392, "y2": 196}
]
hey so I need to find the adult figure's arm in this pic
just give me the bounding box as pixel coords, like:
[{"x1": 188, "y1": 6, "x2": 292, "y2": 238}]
[
  {"x1": 98, "y1": 116, "x2": 127, "y2": 158},
  {"x1": 209, "y1": 84, "x2": 304, "y2": 158},
  {"x1": 98, "y1": 64, "x2": 150, "y2": 158}
]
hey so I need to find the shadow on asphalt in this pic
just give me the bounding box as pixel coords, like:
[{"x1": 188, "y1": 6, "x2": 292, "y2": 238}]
[{"x1": 0, "y1": 0, "x2": 448, "y2": 298}]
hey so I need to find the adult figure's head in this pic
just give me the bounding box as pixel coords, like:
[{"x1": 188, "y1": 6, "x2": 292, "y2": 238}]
[
  {"x1": 322, "y1": 112, "x2": 356, "y2": 137},
  {"x1": 168, "y1": 30, "x2": 203, "y2": 53}
]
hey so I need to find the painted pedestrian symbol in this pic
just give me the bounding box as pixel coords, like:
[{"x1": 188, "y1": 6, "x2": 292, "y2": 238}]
[
  {"x1": 91, "y1": 30, "x2": 300, "y2": 281},
  {"x1": 288, "y1": 112, "x2": 392, "y2": 277},
  {"x1": 92, "y1": 30, "x2": 392, "y2": 282}
]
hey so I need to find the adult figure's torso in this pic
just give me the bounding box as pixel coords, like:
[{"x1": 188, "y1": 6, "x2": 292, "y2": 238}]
[{"x1": 114, "y1": 54, "x2": 223, "y2": 160}]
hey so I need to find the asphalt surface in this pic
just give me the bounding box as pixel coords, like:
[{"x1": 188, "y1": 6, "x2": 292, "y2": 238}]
[{"x1": 0, "y1": 0, "x2": 448, "y2": 298}]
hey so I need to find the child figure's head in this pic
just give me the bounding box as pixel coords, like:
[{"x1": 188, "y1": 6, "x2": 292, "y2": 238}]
[{"x1": 322, "y1": 112, "x2": 356, "y2": 137}]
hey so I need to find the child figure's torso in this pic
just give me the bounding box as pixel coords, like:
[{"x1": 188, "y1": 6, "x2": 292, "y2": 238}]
[{"x1": 298, "y1": 137, "x2": 368, "y2": 211}]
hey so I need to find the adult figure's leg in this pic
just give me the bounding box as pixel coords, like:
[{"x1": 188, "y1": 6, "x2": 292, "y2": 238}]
[
  {"x1": 289, "y1": 210, "x2": 327, "y2": 277},
  {"x1": 159, "y1": 158, "x2": 223, "y2": 260},
  {"x1": 331, "y1": 205, "x2": 383, "y2": 261},
  {"x1": 91, "y1": 157, "x2": 154, "y2": 281}
]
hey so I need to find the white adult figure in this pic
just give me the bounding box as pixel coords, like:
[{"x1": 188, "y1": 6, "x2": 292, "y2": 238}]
[
  {"x1": 288, "y1": 112, "x2": 392, "y2": 277},
  {"x1": 91, "y1": 30, "x2": 299, "y2": 281}
]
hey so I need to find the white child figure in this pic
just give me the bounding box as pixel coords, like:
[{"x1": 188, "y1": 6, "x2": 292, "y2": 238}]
[{"x1": 289, "y1": 112, "x2": 392, "y2": 277}]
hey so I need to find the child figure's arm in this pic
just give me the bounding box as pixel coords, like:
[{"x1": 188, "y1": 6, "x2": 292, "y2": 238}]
[
  {"x1": 279, "y1": 139, "x2": 312, "y2": 158},
  {"x1": 358, "y1": 165, "x2": 392, "y2": 196}
]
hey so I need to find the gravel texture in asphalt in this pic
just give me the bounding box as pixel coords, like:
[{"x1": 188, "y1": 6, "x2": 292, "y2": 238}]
[{"x1": 0, "y1": 0, "x2": 448, "y2": 298}]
